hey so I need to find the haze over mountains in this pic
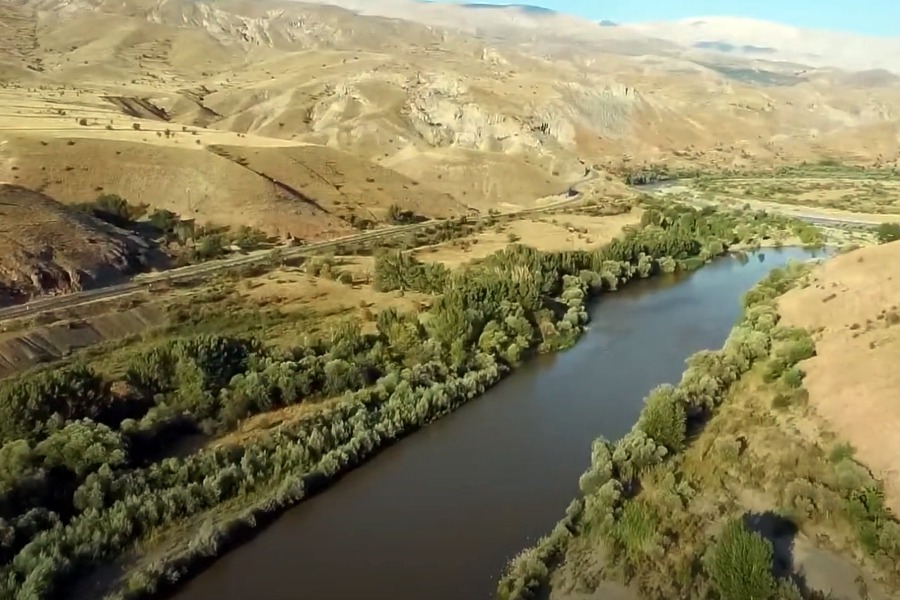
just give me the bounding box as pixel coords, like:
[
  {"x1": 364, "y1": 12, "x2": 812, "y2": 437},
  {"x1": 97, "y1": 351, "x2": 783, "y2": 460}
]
[
  {"x1": 311, "y1": 1, "x2": 900, "y2": 73},
  {"x1": 628, "y1": 16, "x2": 900, "y2": 73}
]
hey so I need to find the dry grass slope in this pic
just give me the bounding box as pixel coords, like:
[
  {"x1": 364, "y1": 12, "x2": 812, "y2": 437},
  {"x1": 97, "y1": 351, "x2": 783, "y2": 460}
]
[
  {"x1": 207, "y1": 144, "x2": 471, "y2": 224},
  {"x1": 779, "y1": 241, "x2": 900, "y2": 513}
]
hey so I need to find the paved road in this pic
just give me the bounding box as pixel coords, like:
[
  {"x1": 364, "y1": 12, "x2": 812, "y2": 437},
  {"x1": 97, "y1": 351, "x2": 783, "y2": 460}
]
[
  {"x1": 636, "y1": 181, "x2": 885, "y2": 228},
  {"x1": 0, "y1": 171, "x2": 598, "y2": 324},
  {"x1": 693, "y1": 199, "x2": 882, "y2": 228}
]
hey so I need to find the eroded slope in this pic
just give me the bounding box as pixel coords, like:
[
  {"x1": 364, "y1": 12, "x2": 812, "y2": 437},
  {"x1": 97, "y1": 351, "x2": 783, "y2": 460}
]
[{"x1": 0, "y1": 184, "x2": 150, "y2": 304}]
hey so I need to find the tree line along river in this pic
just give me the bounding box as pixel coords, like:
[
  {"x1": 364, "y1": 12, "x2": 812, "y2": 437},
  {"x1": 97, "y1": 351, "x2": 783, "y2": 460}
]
[{"x1": 170, "y1": 247, "x2": 824, "y2": 600}]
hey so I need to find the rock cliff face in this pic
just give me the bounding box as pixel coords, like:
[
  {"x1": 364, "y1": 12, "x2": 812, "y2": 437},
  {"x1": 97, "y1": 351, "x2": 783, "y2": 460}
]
[
  {"x1": 399, "y1": 76, "x2": 640, "y2": 152},
  {"x1": 0, "y1": 185, "x2": 151, "y2": 305},
  {"x1": 403, "y1": 76, "x2": 527, "y2": 151}
]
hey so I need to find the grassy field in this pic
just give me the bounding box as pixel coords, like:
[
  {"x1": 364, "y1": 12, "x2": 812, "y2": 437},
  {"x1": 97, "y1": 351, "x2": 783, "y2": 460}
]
[{"x1": 681, "y1": 165, "x2": 900, "y2": 218}]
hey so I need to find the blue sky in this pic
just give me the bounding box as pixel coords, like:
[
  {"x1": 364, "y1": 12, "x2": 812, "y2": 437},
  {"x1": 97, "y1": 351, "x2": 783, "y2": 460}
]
[{"x1": 447, "y1": 1, "x2": 900, "y2": 36}]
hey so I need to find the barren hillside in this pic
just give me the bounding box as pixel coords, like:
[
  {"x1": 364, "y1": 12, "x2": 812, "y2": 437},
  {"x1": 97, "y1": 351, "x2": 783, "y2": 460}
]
[
  {"x1": 1, "y1": 0, "x2": 900, "y2": 241},
  {"x1": 778, "y1": 242, "x2": 900, "y2": 513},
  {"x1": 0, "y1": 184, "x2": 151, "y2": 304}
]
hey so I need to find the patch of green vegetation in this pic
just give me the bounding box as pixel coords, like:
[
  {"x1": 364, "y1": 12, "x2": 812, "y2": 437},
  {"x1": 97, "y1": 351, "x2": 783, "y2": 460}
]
[
  {"x1": 373, "y1": 250, "x2": 450, "y2": 293},
  {"x1": 704, "y1": 518, "x2": 777, "y2": 600},
  {"x1": 695, "y1": 177, "x2": 900, "y2": 216},
  {"x1": 74, "y1": 193, "x2": 274, "y2": 263},
  {"x1": 700, "y1": 161, "x2": 899, "y2": 181},
  {"x1": 0, "y1": 203, "x2": 819, "y2": 599},
  {"x1": 698, "y1": 63, "x2": 806, "y2": 87},
  {"x1": 619, "y1": 164, "x2": 705, "y2": 185},
  {"x1": 74, "y1": 193, "x2": 149, "y2": 227},
  {"x1": 386, "y1": 203, "x2": 425, "y2": 225},
  {"x1": 626, "y1": 161, "x2": 899, "y2": 190},
  {"x1": 876, "y1": 222, "x2": 900, "y2": 244}
]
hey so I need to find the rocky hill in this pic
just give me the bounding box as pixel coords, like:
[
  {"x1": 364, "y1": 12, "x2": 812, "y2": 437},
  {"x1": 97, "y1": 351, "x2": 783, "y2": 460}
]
[{"x1": 0, "y1": 185, "x2": 151, "y2": 304}]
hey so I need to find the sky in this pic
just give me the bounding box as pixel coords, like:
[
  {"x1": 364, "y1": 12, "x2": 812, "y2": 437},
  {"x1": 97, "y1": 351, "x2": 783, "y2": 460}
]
[{"x1": 446, "y1": 1, "x2": 900, "y2": 36}]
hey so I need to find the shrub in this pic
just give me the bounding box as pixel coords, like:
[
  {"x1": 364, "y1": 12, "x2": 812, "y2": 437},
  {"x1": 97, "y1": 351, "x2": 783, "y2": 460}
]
[
  {"x1": 704, "y1": 519, "x2": 776, "y2": 600},
  {"x1": 578, "y1": 438, "x2": 614, "y2": 495},
  {"x1": 780, "y1": 367, "x2": 805, "y2": 389},
  {"x1": 148, "y1": 208, "x2": 179, "y2": 234},
  {"x1": 778, "y1": 336, "x2": 816, "y2": 365},
  {"x1": 195, "y1": 234, "x2": 227, "y2": 260},
  {"x1": 613, "y1": 500, "x2": 660, "y2": 562},
  {"x1": 876, "y1": 222, "x2": 900, "y2": 244},
  {"x1": 386, "y1": 203, "x2": 418, "y2": 225},
  {"x1": 638, "y1": 385, "x2": 686, "y2": 452}
]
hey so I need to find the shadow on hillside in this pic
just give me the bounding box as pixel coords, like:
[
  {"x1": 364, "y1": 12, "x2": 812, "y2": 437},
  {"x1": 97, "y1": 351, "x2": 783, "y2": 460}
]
[
  {"x1": 742, "y1": 511, "x2": 835, "y2": 600},
  {"x1": 743, "y1": 511, "x2": 798, "y2": 578}
]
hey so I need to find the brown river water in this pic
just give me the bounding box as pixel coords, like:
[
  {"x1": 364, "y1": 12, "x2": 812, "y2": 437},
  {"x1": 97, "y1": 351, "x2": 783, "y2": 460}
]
[{"x1": 169, "y1": 248, "x2": 823, "y2": 600}]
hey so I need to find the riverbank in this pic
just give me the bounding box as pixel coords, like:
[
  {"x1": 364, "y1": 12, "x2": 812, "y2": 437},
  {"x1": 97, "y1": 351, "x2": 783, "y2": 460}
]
[
  {"x1": 165, "y1": 248, "x2": 823, "y2": 600},
  {"x1": 0, "y1": 203, "x2": 823, "y2": 600},
  {"x1": 498, "y1": 258, "x2": 900, "y2": 600}
]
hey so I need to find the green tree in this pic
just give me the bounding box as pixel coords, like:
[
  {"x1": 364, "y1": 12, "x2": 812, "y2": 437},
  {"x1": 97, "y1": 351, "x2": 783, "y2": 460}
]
[
  {"x1": 149, "y1": 209, "x2": 180, "y2": 235},
  {"x1": 174, "y1": 219, "x2": 196, "y2": 243},
  {"x1": 35, "y1": 420, "x2": 127, "y2": 477},
  {"x1": 638, "y1": 385, "x2": 687, "y2": 452},
  {"x1": 876, "y1": 222, "x2": 900, "y2": 244},
  {"x1": 386, "y1": 203, "x2": 419, "y2": 225},
  {"x1": 233, "y1": 225, "x2": 268, "y2": 250},
  {"x1": 94, "y1": 194, "x2": 133, "y2": 220},
  {"x1": 268, "y1": 248, "x2": 285, "y2": 267},
  {"x1": 196, "y1": 234, "x2": 226, "y2": 260},
  {"x1": 704, "y1": 519, "x2": 776, "y2": 600}
]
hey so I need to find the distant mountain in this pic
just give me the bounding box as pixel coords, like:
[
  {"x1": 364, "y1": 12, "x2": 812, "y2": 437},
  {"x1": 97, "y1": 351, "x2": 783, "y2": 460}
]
[
  {"x1": 625, "y1": 16, "x2": 900, "y2": 73},
  {"x1": 460, "y1": 3, "x2": 556, "y2": 14},
  {"x1": 693, "y1": 41, "x2": 775, "y2": 54},
  {"x1": 297, "y1": 1, "x2": 900, "y2": 73}
]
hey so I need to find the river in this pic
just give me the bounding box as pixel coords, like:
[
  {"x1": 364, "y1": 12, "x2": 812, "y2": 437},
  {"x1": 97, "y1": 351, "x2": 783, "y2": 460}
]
[{"x1": 170, "y1": 247, "x2": 824, "y2": 600}]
